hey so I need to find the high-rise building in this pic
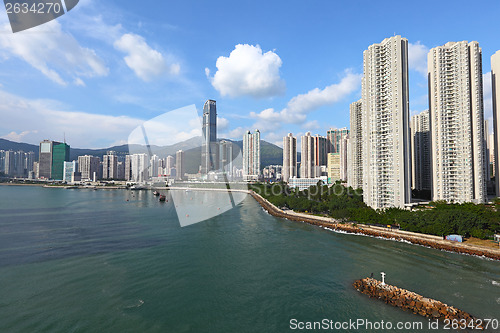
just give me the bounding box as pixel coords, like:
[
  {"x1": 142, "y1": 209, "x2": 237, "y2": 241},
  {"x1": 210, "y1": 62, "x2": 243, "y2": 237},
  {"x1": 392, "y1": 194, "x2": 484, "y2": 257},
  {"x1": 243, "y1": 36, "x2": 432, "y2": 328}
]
[
  {"x1": 166, "y1": 155, "x2": 174, "y2": 175},
  {"x1": 38, "y1": 140, "x2": 53, "y2": 179},
  {"x1": 327, "y1": 153, "x2": 341, "y2": 183},
  {"x1": 25, "y1": 151, "x2": 35, "y2": 175},
  {"x1": 282, "y1": 133, "x2": 297, "y2": 183},
  {"x1": 0, "y1": 150, "x2": 5, "y2": 174},
  {"x1": 201, "y1": 99, "x2": 218, "y2": 174},
  {"x1": 63, "y1": 161, "x2": 77, "y2": 182},
  {"x1": 4, "y1": 151, "x2": 15, "y2": 176},
  {"x1": 149, "y1": 154, "x2": 159, "y2": 179},
  {"x1": 300, "y1": 132, "x2": 314, "y2": 178},
  {"x1": 219, "y1": 140, "x2": 234, "y2": 179},
  {"x1": 37, "y1": 140, "x2": 69, "y2": 180},
  {"x1": 176, "y1": 150, "x2": 185, "y2": 181},
  {"x1": 362, "y1": 35, "x2": 411, "y2": 209},
  {"x1": 492, "y1": 50, "x2": 500, "y2": 197},
  {"x1": 339, "y1": 134, "x2": 348, "y2": 182},
  {"x1": 327, "y1": 127, "x2": 349, "y2": 154},
  {"x1": 489, "y1": 133, "x2": 495, "y2": 179},
  {"x1": 130, "y1": 153, "x2": 148, "y2": 183},
  {"x1": 428, "y1": 41, "x2": 487, "y2": 203},
  {"x1": 348, "y1": 100, "x2": 363, "y2": 190},
  {"x1": 124, "y1": 155, "x2": 132, "y2": 181},
  {"x1": 411, "y1": 110, "x2": 431, "y2": 191},
  {"x1": 313, "y1": 134, "x2": 328, "y2": 169},
  {"x1": 51, "y1": 142, "x2": 70, "y2": 180},
  {"x1": 243, "y1": 130, "x2": 261, "y2": 181},
  {"x1": 78, "y1": 155, "x2": 101, "y2": 181},
  {"x1": 102, "y1": 151, "x2": 119, "y2": 179}
]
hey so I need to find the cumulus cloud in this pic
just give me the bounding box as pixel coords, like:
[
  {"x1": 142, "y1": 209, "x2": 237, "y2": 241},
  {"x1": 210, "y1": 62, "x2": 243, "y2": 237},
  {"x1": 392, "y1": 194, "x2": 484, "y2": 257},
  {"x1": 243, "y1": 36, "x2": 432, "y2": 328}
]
[
  {"x1": 208, "y1": 44, "x2": 285, "y2": 98},
  {"x1": 2, "y1": 130, "x2": 38, "y2": 142},
  {"x1": 0, "y1": 89, "x2": 142, "y2": 148},
  {"x1": 0, "y1": 19, "x2": 108, "y2": 86},
  {"x1": 114, "y1": 33, "x2": 180, "y2": 81},
  {"x1": 408, "y1": 41, "x2": 429, "y2": 75},
  {"x1": 217, "y1": 117, "x2": 229, "y2": 130},
  {"x1": 250, "y1": 70, "x2": 361, "y2": 129}
]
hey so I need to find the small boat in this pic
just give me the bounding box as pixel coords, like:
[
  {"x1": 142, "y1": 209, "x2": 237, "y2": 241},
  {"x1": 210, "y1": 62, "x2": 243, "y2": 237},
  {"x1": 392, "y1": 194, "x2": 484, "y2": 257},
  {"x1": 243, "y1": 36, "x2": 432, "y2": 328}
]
[
  {"x1": 153, "y1": 191, "x2": 160, "y2": 196},
  {"x1": 159, "y1": 195, "x2": 166, "y2": 202}
]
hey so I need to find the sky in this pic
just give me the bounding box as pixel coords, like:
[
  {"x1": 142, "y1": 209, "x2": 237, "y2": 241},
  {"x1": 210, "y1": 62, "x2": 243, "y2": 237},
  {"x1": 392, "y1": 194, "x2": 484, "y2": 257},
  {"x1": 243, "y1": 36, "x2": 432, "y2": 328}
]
[{"x1": 0, "y1": 0, "x2": 499, "y2": 149}]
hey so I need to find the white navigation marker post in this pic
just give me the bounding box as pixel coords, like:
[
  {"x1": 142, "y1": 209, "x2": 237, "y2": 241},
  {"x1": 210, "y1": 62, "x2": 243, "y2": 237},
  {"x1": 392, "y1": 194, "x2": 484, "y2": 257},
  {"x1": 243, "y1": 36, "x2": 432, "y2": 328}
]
[{"x1": 381, "y1": 272, "x2": 386, "y2": 285}]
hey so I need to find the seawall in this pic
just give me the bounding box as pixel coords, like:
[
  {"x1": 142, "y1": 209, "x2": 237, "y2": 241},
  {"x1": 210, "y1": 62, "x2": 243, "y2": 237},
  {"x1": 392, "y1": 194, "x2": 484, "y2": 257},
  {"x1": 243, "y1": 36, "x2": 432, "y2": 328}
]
[
  {"x1": 249, "y1": 191, "x2": 500, "y2": 261},
  {"x1": 353, "y1": 278, "x2": 483, "y2": 328}
]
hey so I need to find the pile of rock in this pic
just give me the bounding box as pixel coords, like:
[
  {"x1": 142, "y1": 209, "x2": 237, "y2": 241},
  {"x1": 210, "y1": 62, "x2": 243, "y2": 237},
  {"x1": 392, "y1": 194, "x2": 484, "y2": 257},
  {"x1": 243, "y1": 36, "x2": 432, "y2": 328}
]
[{"x1": 353, "y1": 278, "x2": 483, "y2": 329}]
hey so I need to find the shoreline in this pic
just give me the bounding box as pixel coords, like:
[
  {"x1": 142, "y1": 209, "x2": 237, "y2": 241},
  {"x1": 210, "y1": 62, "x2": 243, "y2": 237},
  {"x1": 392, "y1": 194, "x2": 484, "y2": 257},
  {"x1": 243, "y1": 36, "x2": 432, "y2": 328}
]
[{"x1": 249, "y1": 191, "x2": 500, "y2": 261}]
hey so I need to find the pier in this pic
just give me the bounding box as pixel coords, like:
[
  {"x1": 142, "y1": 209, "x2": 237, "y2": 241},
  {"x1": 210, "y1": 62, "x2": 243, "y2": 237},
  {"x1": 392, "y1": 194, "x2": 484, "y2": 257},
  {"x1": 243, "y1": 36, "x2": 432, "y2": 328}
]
[{"x1": 353, "y1": 277, "x2": 484, "y2": 329}]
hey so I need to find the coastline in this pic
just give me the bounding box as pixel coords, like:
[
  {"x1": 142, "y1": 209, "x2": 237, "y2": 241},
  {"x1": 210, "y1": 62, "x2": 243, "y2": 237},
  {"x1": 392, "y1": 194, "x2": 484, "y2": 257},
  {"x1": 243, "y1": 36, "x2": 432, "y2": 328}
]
[{"x1": 249, "y1": 190, "x2": 500, "y2": 261}]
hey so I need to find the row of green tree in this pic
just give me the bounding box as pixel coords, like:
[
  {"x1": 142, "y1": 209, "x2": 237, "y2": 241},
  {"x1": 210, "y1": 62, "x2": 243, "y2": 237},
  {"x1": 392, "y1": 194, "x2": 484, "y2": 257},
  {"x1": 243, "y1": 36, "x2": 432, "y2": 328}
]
[{"x1": 250, "y1": 182, "x2": 500, "y2": 240}]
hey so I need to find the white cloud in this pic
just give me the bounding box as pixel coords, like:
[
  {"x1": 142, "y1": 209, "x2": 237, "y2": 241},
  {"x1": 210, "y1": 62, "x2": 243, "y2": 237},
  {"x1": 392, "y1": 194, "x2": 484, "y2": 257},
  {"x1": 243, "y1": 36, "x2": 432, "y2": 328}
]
[
  {"x1": 302, "y1": 120, "x2": 320, "y2": 130},
  {"x1": 209, "y1": 44, "x2": 285, "y2": 98},
  {"x1": 114, "y1": 33, "x2": 180, "y2": 81},
  {"x1": 250, "y1": 70, "x2": 361, "y2": 129},
  {"x1": 2, "y1": 130, "x2": 38, "y2": 142},
  {"x1": 217, "y1": 117, "x2": 229, "y2": 130},
  {"x1": 220, "y1": 127, "x2": 247, "y2": 140},
  {"x1": 408, "y1": 41, "x2": 429, "y2": 76},
  {"x1": 0, "y1": 89, "x2": 142, "y2": 148},
  {"x1": 0, "y1": 20, "x2": 108, "y2": 85}
]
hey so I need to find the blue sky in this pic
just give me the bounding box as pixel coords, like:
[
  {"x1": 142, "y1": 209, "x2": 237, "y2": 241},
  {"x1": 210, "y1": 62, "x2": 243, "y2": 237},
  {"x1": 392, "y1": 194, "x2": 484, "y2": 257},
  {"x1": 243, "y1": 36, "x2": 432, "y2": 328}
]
[{"x1": 0, "y1": 0, "x2": 499, "y2": 148}]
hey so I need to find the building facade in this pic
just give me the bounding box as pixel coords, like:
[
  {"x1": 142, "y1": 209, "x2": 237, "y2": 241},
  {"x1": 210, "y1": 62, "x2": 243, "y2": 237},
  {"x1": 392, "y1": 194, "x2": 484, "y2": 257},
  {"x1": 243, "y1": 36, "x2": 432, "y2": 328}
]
[
  {"x1": 282, "y1": 133, "x2": 297, "y2": 183},
  {"x1": 78, "y1": 155, "x2": 101, "y2": 181},
  {"x1": 201, "y1": 99, "x2": 218, "y2": 174},
  {"x1": 102, "y1": 151, "x2": 119, "y2": 180},
  {"x1": 327, "y1": 153, "x2": 341, "y2": 183},
  {"x1": 492, "y1": 50, "x2": 500, "y2": 197},
  {"x1": 348, "y1": 100, "x2": 363, "y2": 190},
  {"x1": 176, "y1": 150, "x2": 185, "y2": 181},
  {"x1": 362, "y1": 35, "x2": 412, "y2": 209},
  {"x1": 428, "y1": 41, "x2": 487, "y2": 203},
  {"x1": 242, "y1": 130, "x2": 261, "y2": 181},
  {"x1": 411, "y1": 110, "x2": 431, "y2": 191}
]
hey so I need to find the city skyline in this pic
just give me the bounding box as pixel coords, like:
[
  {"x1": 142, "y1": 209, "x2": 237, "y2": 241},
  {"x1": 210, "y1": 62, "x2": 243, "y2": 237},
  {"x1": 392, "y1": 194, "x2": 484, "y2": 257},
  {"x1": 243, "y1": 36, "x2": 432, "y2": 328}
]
[{"x1": 1, "y1": 1, "x2": 499, "y2": 149}]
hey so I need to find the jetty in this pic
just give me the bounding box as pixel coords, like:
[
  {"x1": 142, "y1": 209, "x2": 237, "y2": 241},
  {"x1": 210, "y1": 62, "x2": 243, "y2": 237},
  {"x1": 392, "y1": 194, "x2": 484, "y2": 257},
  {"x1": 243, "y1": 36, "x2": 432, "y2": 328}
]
[{"x1": 353, "y1": 277, "x2": 484, "y2": 329}]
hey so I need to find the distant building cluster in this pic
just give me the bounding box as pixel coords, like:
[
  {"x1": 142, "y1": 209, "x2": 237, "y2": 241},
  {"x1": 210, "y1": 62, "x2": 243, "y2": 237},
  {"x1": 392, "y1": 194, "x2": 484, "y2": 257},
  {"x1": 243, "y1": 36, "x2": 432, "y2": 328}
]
[
  {"x1": 282, "y1": 128, "x2": 349, "y2": 190},
  {"x1": 0, "y1": 150, "x2": 35, "y2": 178}
]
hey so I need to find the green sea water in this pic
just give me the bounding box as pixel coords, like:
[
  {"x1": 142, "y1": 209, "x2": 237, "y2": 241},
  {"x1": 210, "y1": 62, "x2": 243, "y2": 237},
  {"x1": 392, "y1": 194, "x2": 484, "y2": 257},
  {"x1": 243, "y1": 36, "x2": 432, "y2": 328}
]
[{"x1": 0, "y1": 186, "x2": 499, "y2": 332}]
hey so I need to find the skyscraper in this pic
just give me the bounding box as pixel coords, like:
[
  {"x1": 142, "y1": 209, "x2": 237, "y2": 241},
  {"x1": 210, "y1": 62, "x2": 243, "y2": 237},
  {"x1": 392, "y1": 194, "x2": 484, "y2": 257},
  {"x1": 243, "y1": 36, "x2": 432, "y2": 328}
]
[
  {"x1": 243, "y1": 129, "x2": 261, "y2": 181},
  {"x1": 38, "y1": 140, "x2": 70, "y2": 180},
  {"x1": 411, "y1": 110, "x2": 431, "y2": 191},
  {"x1": 201, "y1": 99, "x2": 218, "y2": 174},
  {"x1": 282, "y1": 133, "x2": 297, "y2": 183},
  {"x1": 102, "y1": 151, "x2": 118, "y2": 179},
  {"x1": 327, "y1": 153, "x2": 341, "y2": 183},
  {"x1": 327, "y1": 127, "x2": 349, "y2": 153},
  {"x1": 38, "y1": 140, "x2": 53, "y2": 179},
  {"x1": 78, "y1": 155, "x2": 101, "y2": 181},
  {"x1": 300, "y1": 132, "x2": 314, "y2": 178},
  {"x1": 428, "y1": 41, "x2": 487, "y2": 203},
  {"x1": 339, "y1": 134, "x2": 348, "y2": 182},
  {"x1": 492, "y1": 50, "x2": 500, "y2": 197},
  {"x1": 348, "y1": 100, "x2": 363, "y2": 190},
  {"x1": 362, "y1": 35, "x2": 411, "y2": 209},
  {"x1": 176, "y1": 150, "x2": 185, "y2": 181},
  {"x1": 219, "y1": 140, "x2": 234, "y2": 179},
  {"x1": 130, "y1": 153, "x2": 147, "y2": 183}
]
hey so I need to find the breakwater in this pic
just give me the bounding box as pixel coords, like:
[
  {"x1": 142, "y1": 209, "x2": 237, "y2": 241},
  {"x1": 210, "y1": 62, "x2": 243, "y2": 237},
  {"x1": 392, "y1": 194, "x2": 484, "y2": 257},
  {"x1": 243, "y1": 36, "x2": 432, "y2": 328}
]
[
  {"x1": 249, "y1": 191, "x2": 500, "y2": 261},
  {"x1": 353, "y1": 278, "x2": 483, "y2": 329}
]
